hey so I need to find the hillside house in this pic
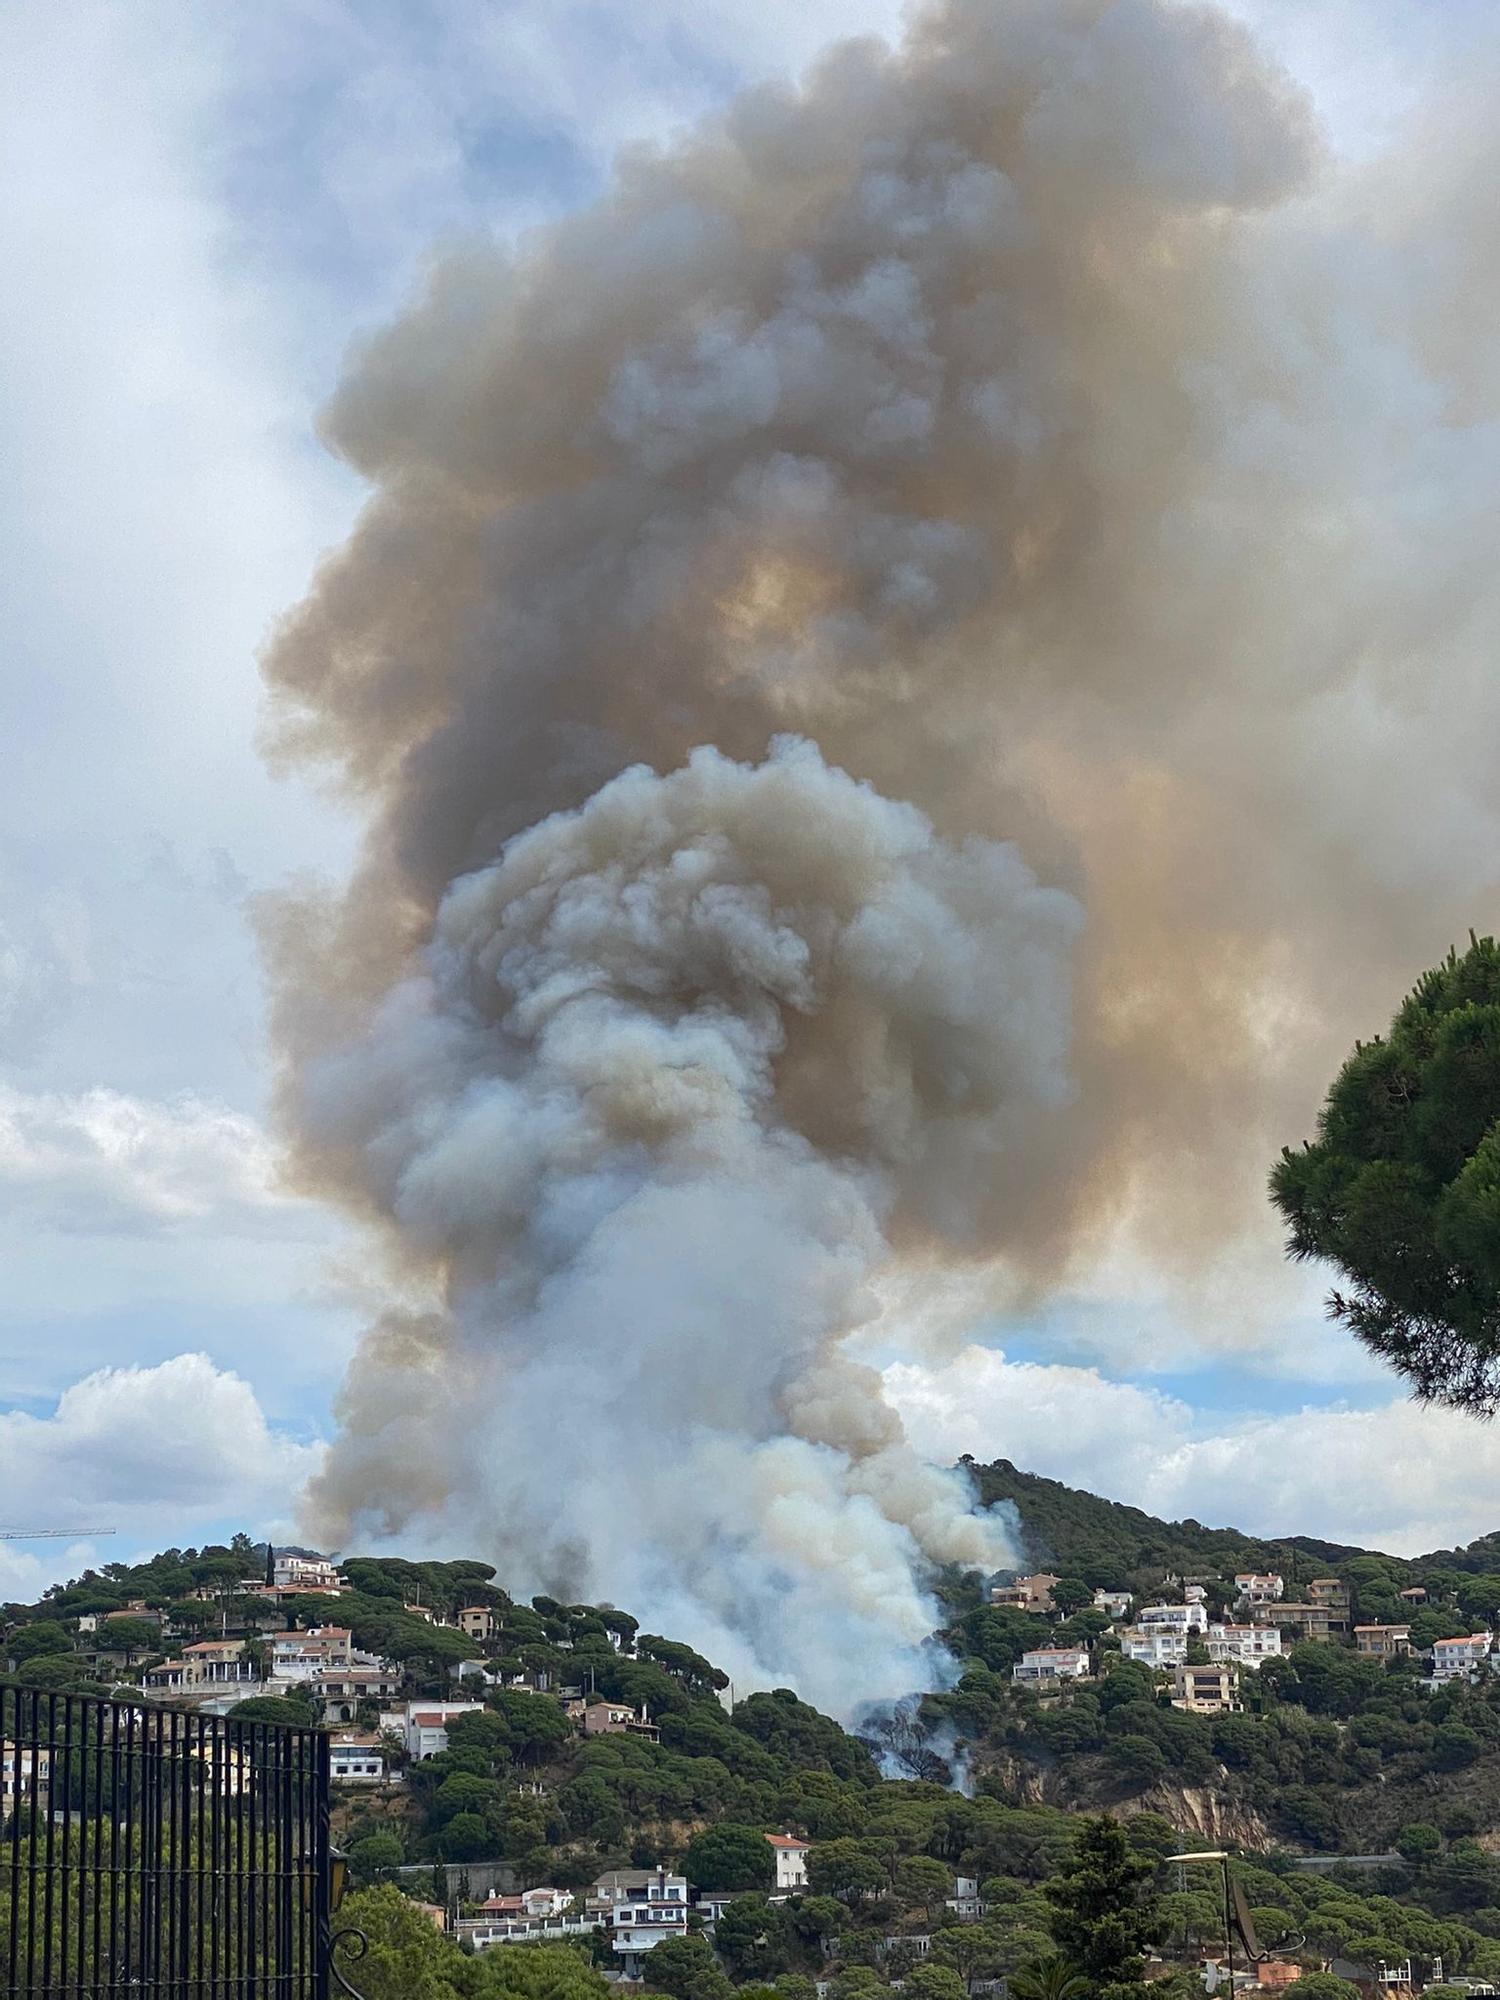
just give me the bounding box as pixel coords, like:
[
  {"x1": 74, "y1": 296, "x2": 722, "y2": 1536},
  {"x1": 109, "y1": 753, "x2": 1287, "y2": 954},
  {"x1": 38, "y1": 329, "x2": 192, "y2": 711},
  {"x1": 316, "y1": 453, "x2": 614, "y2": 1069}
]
[
  {"x1": 988, "y1": 1573, "x2": 1060, "y2": 1613},
  {"x1": 483, "y1": 1889, "x2": 574, "y2": 1921},
  {"x1": 457, "y1": 1605, "x2": 497, "y2": 1642},
  {"x1": 143, "y1": 1640, "x2": 260, "y2": 1693},
  {"x1": 181, "y1": 1638, "x2": 258, "y2": 1686},
  {"x1": 314, "y1": 1663, "x2": 404, "y2": 1721},
  {"x1": 1094, "y1": 1590, "x2": 1132, "y2": 1619},
  {"x1": 1120, "y1": 1627, "x2": 1187, "y2": 1668},
  {"x1": 693, "y1": 1890, "x2": 738, "y2": 1924},
  {"x1": 565, "y1": 1698, "x2": 660, "y2": 1742},
  {"x1": 1257, "y1": 1603, "x2": 1345, "y2": 1641},
  {"x1": 1138, "y1": 1602, "x2": 1209, "y2": 1635},
  {"x1": 379, "y1": 1700, "x2": 485, "y2": 1759},
  {"x1": 1253, "y1": 1963, "x2": 1306, "y2": 1990},
  {"x1": 766, "y1": 1833, "x2": 810, "y2": 1890},
  {"x1": 1355, "y1": 1624, "x2": 1412, "y2": 1660},
  {"x1": 1171, "y1": 1661, "x2": 1241, "y2": 1715},
  {"x1": 1012, "y1": 1647, "x2": 1093, "y2": 1685},
  {"x1": 1309, "y1": 1579, "x2": 1352, "y2": 1611},
  {"x1": 1432, "y1": 1633, "x2": 1492, "y2": 1682},
  {"x1": 272, "y1": 1555, "x2": 342, "y2": 1593},
  {"x1": 328, "y1": 1733, "x2": 392, "y2": 1783},
  {"x1": 1399, "y1": 1587, "x2": 1428, "y2": 1606},
  {"x1": 271, "y1": 1628, "x2": 354, "y2": 1680},
  {"x1": 457, "y1": 1891, "x2": 589, "y2": 1950},
  {"x1": 1206, "y1": 1623, "x2": 1283, "y2": 1668},
  {"x1": 143, "y1": 1659, "x2": 196, "y2": 1692},
  {"x1": 594, "y1": 1868, "x2": 689, "y2": 1971},
  {"x1": 947, "y1": 1876, "x2": 985, "y2": 1921},
  {"x1": 1235, "y1": 1573, "x2": 1285, "y2": 1604}
]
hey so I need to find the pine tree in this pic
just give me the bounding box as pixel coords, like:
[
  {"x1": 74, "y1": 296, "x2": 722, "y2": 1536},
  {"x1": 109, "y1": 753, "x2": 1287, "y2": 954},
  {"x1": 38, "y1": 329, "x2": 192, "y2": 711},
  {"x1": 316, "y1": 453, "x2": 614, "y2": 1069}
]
[{"x1": 1044, "y1": 1816, "x2": 1162, "y2": 2000}]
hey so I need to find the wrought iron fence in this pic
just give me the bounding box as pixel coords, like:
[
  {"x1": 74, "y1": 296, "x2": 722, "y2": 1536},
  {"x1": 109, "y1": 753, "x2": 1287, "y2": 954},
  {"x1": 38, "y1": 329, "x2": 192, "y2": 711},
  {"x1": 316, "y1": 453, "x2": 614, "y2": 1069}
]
[{"x1": 2, "y1": 1684, "x2": 332, "y2": 1998}]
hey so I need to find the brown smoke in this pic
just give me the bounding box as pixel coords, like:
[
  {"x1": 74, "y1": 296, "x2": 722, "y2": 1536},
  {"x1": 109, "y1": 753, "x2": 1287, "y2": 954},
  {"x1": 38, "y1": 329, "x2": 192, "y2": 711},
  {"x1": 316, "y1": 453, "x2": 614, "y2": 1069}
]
[{"x1": 262, "y1": 0, "x2": 1500, "y2": 1702}]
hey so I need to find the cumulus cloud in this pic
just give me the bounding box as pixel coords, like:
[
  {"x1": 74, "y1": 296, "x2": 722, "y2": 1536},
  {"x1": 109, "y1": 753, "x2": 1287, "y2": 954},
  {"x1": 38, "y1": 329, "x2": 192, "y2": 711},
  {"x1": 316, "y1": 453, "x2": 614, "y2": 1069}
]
[
  {"x1": 0, "y1": 1353, "x2": 322, "y2": 1594},
  {"x1": 887, "y1": 1346, "x2": 1500, "y2": 1557},
  {"x1": 0, "y1": 1082, "x2": 311, "y2": 1236}
]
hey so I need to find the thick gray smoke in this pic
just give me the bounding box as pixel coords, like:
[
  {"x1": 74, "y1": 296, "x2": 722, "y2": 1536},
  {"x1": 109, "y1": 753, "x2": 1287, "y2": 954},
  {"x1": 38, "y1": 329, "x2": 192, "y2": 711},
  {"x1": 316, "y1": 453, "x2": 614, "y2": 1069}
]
[
  {"x1": 264, "y1": 0, "x2": 1500, "y2": 1708},
  {"x1": 279, "y1": 740, "x2": 1076, "y2": 1704}
]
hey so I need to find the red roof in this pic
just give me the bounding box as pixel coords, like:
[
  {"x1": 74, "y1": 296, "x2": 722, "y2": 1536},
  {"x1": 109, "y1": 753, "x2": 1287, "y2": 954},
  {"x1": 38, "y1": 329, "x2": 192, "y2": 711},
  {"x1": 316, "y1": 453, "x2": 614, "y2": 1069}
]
[{"x1": 765, "y1": 1834, "x2": 809, "y2": 1849}]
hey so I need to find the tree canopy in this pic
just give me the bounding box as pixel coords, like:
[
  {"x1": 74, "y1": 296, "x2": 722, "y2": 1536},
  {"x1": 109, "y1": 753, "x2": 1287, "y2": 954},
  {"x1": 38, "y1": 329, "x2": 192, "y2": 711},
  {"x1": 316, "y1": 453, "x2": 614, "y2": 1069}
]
[
  {"x1": 683, "y1": 1825, "x2": 776, "y2": 1893},
  {"x1": 1271, "y1": 934, "x2": 1500, "y2": 1409}
]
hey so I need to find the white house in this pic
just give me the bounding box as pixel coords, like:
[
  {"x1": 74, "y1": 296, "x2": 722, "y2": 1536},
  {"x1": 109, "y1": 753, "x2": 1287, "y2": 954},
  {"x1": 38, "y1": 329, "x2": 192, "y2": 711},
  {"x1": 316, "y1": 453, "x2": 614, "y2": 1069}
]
[
  {"x1": 1137, "y1": 1602, "x2": 1208, "y2": 1635},
  {"x1": 270, "y1": 1628, "x2": 354, "y2": 1681},
  {"x1": 1094, "y1": 1591, "x2": 1131, "y2": 1620},
  {"x1": 1119, "y1": 1627, "x2": 1187, "y2": 1668},
  {"x1": 1206, "y1": 1623, "x2": 1283, "y2": 1669},
  {"x1": 593, "y1": 1868, "x2": 689, "y2": 1971},
  {"x1": 1433, "y1": 1634, "x2": 1493, "y2": 1683},
  {"x1": 378, "y1": 1700, "x2": 484, "y2": 1760},
  {"x1": 1012, "y1": 1647, "x2": 1093, "y2": 1684},
  {"x1": 1234, "y1": 1573, "x2": 1285, "y2": 1605},
  {"x1": 456, "y1": 1897, "x2": 594, "y2": 1951},
  {"x1": 947, "y1": 1876, "x2": 985, "y2": 1921},
  {"x1": 273, "y1": 1555, "x2": 342, "y2": 1593},
  {"x1": 328, "y1": 1733, "x2": 391, "y2": 1784},
  {"x1": 766, "y1": 1833, "x2": 810, "y2": 1890}
]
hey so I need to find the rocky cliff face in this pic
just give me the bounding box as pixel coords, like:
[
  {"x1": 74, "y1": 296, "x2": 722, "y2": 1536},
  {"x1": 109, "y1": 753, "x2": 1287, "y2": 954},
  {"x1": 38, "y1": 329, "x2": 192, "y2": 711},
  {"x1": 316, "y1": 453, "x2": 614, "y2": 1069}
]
[
  {"x1": 1123, "y1": 1784, "x2": 1278, "y2": 1851},
  {"x1": 973, "y1": 1749, "x2": 1279, "y2": 1850}
]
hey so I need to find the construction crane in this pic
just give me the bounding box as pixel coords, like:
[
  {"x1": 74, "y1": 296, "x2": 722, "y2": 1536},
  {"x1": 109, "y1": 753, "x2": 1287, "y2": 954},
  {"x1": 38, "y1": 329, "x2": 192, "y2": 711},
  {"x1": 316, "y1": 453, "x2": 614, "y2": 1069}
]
[{"x1": 0, "y1": 1528, "x2": 116, "y2": 1541}]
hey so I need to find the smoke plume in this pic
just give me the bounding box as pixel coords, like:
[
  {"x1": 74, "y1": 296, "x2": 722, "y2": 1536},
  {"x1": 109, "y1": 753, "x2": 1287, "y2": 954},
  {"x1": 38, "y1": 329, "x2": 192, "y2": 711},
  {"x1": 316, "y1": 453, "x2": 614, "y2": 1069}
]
[{"x1": 264, "y1": 0, "x2": 1500, "y2": 1708}]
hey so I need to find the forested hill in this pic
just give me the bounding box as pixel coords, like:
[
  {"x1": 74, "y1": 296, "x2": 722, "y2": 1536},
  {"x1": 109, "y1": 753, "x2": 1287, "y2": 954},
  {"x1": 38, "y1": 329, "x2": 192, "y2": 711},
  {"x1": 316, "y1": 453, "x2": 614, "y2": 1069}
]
[
  {"x1": 969, "y1": 1458, "x2": 1396, "y2": 1583},
  {"x1": 967, "y1": 1457, "x2": 1500, "y2": 1585}
]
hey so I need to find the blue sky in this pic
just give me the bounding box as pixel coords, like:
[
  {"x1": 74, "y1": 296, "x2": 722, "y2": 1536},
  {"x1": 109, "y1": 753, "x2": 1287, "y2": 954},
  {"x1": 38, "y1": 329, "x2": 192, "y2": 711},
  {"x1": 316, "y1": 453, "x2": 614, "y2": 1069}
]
[{"x1": 2, "y1": 0, "x2": 1498, "y2": 1601}]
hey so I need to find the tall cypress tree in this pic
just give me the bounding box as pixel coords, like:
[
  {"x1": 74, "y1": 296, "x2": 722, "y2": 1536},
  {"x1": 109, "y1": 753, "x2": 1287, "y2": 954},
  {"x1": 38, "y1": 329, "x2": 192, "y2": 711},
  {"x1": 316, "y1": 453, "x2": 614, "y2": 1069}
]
[{"x1": 1044, "y1": 1816, "x2": 1162, "y2": 2000}]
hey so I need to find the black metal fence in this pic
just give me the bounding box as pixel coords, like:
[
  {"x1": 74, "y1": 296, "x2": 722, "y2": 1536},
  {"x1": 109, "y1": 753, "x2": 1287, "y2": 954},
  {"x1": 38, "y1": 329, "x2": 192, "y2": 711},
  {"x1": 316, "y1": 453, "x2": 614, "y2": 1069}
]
[{"x1": 3, "y1": 1685, "x2": 331, "y2": 1998}]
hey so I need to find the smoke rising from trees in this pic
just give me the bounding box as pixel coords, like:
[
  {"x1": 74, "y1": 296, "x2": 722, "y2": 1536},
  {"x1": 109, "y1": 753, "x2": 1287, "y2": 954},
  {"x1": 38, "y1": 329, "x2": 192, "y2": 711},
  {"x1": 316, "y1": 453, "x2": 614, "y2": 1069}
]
[{"x1": 262, "y1": 0, "x2": 1500, "y2": 1708}]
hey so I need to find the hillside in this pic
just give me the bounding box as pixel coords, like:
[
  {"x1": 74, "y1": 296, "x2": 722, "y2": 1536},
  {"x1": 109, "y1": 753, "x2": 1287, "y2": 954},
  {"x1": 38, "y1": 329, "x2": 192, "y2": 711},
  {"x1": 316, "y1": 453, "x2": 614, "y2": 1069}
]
[
  {"x1": 13, "y1": 1483, "x2": 1500, "y2": 1999},
  {"x1": 969, "y1": 1458, "x2": 1391, "y2": 1585},
  {"x1": 928, "y1": 1461, "x2": 1500, "y2": 1858}
]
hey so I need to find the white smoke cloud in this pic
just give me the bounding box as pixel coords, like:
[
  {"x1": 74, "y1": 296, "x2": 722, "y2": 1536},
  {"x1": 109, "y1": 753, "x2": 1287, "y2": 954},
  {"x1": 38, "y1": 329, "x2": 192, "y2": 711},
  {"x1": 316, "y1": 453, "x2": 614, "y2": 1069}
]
[{"x1": 301, "y1": 740, "x2": 1078, "y2": 1711}]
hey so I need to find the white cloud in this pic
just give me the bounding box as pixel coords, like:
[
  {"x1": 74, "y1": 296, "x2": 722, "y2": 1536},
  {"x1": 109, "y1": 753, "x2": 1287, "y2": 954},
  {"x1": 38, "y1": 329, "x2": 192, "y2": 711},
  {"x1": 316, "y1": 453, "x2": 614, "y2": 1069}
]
[
  {"x1": 0, "y1": 1353, "x2": 323, "y2": 1598},
  {"x1": 888, "y1": 1345, "x2": 1500, "y2": 1558},
  {"x1": 0, "y1": 1082, "x2": 308, "y2": 1236}
]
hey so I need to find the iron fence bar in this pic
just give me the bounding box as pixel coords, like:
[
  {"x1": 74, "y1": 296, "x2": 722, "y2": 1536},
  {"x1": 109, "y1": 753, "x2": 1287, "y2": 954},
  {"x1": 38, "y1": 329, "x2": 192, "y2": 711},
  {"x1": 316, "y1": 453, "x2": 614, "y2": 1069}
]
[
  {"x1": 25, "y1": 1691, "x2": 40, "y2": 1998},
  {"x1": 7, "y1": 1692, "x2": 21, "y2": 1999},
  {"x1": 211, "y1": 1712, "x2": 222, "y2": 1990},
  {"x1": 109, "y1": 1693, "x2": 123, "y2": 1993},
  {"x1": 193, "y1": 1706, "x2": 207, "y2": 2000},
  {"x1": 41, "y1": 1694, "x2": 56, "y2": 1997},
  {"x1": 314, "y1": 1732, "x2": 331, "y2": 2000}
]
